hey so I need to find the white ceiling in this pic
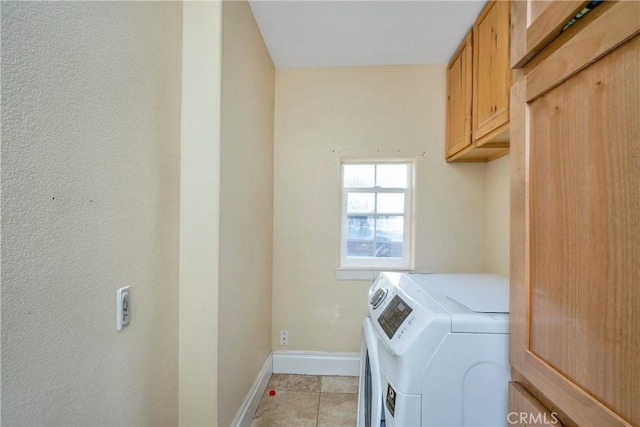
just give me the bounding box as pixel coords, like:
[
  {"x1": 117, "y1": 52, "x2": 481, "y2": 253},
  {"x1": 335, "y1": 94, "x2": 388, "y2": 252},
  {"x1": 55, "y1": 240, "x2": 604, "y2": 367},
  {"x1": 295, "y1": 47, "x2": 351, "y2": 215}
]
[{"x1": 248, "y1": 0, "x2": 488, "y2": 69}]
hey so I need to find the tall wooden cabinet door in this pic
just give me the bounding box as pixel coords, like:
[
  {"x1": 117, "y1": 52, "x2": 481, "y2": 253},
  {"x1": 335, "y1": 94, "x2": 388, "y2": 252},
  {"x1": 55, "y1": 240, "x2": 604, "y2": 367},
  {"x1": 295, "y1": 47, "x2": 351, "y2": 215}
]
[
  {"x1": 510, "y1": 2, "x2": 640, "y2": 426},
  {"x1": 446, "y1": 32, "x2": 472, "y2": 159},
  {"x1": 472, "y1": 0, "x2": 510, "y2": 144}
]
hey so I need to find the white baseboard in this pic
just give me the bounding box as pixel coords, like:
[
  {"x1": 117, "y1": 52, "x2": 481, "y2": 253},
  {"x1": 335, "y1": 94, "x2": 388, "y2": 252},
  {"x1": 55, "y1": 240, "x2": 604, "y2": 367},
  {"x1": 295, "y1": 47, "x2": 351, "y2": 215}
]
[
  {"x1": 231, "y1": 353, "x2": 273, "y2": 427},
  {"x1": 272, "y1": 351, "x2": 361, "y2": 376}
]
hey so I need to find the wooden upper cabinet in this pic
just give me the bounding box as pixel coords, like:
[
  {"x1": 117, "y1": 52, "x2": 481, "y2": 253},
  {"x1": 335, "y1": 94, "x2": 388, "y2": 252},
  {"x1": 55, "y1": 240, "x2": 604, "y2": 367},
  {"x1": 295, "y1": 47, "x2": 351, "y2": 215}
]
[
  {"x1": 472, "y1": 0, "x2": 511, "y2": 145},
  {"x1": 510, "y1": 1, "x2": 640, "y2": 426},
  {"x1": 445, "y1": 0, "x2": 510, "y2": 162},
  {"x1": 446, "y1": 32, "x2": 473, "y2": 158}
]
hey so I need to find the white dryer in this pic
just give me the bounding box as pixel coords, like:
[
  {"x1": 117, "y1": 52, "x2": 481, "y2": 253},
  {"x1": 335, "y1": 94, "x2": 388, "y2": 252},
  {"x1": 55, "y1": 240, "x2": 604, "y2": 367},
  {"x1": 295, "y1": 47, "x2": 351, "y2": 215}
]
[{"x1": 357, "y1": 272, "x2": 510, "y2": 427}]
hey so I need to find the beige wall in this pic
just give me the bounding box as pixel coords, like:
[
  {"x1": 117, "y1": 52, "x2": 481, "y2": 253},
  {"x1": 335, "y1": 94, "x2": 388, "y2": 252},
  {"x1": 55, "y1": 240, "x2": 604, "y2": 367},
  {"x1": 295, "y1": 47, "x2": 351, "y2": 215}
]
[
  {"x1": 1, "y1": 2, "x2": 181, "y2": 425},
  {"x1": 218, "y1": 1, "x2": 275, "y2": 425},
  {"x1": 179, "y1": 1, "x2": 222, "y2": 426},
  {"x1": 485, "y1": 155, "x2": 510, "y2": 277},
  {"x1": 272, "y1": 65, "x2": 488, "y2": 352}
]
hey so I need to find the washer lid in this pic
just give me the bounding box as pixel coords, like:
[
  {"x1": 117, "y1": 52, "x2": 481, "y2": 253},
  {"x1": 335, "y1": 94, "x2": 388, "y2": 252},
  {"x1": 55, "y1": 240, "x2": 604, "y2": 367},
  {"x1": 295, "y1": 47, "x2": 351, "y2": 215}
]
[{"x1": 404, "y1": 273, "x2": 509, "y2": 333}]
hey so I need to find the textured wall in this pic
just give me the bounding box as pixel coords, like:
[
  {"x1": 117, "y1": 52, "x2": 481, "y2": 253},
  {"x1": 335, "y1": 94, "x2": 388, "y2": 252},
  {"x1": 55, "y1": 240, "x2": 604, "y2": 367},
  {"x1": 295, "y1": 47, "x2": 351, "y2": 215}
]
[
  {"x1": 485, "y1": 154, "x2": 510, "y2": 277},
  {"x1": 1, "y1": 3, "x2": 182, "y2": 425},
  {"x1": 218, "y1": 1, "x2": 275, "y2": 425},
  {"x1": 179, "y1": 1, "x2": 223, "y2": 426},
  {"x1": 272, "y1": 65, "x2": 488, "y2": 352}
]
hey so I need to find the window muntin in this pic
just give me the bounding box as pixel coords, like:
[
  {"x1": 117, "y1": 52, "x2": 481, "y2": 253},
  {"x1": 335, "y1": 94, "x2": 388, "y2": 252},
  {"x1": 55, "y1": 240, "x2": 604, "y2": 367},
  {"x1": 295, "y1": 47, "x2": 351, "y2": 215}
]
[{"x1": 341, "y1": 161, "x2": 413, "y2": 268}]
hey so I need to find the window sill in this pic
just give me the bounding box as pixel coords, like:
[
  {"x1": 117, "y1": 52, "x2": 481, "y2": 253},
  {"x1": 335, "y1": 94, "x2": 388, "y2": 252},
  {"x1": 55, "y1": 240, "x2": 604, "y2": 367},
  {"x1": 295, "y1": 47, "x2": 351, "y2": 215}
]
[{"x1": 334, "y1": 267, "x2": 413, "y2": 282}]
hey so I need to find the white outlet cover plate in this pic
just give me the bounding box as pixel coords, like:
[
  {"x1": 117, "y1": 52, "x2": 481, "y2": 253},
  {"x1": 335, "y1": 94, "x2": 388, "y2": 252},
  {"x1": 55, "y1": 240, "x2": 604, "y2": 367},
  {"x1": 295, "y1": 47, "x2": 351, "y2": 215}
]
[{"x1": 116, "y1": 286, "x2": 130, "y2": 330}]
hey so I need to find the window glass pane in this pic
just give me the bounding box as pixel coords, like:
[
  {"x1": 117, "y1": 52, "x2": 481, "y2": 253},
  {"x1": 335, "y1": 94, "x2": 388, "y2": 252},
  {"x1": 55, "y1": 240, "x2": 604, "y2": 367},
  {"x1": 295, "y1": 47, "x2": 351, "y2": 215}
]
[
  {"x1": 374, "y1": 241, "x2": 403, "y2": 258},
  {"x1": 377, "y1": 193, "x2": 404, "y2": 214},
  {"x1": 376, "y1": 164, "x2": 408, "y2": 188},
  {"x1": 347, "y1": 193, "x2": 375, "y2": 214},
  {"x1": 344, "y1": 164, "x2": 375, "y2": 188},
  {"x1": 375, "y1": 215, "x2": 404, "y2": 258},
  {"x1": 376, "y1": 215, "x2": 404, "y2": 243},
  {"x1": 347, "y1": 241, "x2": 375, "y2": 257},
  {"x1": 347, "y1": 215, "x2": 374, "y2": 240}
]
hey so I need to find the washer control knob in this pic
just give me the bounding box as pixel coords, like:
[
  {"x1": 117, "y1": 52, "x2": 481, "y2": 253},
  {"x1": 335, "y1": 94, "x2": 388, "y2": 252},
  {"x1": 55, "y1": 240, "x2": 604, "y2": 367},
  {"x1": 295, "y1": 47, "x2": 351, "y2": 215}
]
[{"x1": 370, "y1": 288, "x2": 388, "y2": 308}]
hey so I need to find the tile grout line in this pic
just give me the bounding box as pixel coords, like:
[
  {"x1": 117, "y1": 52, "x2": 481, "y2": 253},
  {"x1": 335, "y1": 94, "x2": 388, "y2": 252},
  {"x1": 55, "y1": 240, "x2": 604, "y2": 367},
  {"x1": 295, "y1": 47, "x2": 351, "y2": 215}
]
[{"x1": 316, "y1": 376, "x2": 324, "y2": 427}]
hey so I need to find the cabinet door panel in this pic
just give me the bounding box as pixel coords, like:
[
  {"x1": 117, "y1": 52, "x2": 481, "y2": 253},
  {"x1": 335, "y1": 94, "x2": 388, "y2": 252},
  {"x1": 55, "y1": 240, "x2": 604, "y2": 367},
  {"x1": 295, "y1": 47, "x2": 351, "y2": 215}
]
[
  {"x1": 526, "y1": 0, "x2": 639, "y2": 102},
  {"x1": 528, "y1": 35, "x2": 639, "y2": 425},
  {"x1": 511, "y1": 18, "x2": 639, "y2": 425},
  {"x1": 473, "y1": 0, "x2": 510, "y2": 143},
  {"x1": 446, "y1": 32, "x2": 473, "y2": 158},
  {"x1": 512, "y1": 0, "x2": 587, "y2": 68},
  {"x1": 529, "y1": 0, "x2": 554, "y2": 23},
  {"x1": 508, "y1": 382, "x2": 563, "y2": 427}
]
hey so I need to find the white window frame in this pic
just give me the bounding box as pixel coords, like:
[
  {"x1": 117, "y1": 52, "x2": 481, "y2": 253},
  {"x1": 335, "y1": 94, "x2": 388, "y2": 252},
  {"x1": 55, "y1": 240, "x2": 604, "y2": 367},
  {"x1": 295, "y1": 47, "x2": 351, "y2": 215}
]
[{"x1": 340, "y1": 160, "x2": 414, "y2": 270}]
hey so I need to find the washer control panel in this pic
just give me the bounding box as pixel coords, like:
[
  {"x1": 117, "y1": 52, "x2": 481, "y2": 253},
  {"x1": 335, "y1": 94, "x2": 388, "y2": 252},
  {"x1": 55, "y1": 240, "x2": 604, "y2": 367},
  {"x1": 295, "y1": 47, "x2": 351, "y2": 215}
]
[
  {"x1": 377, "y1": 295, "x2": 413, "y2": 339},
  {"x1": 367, "y1": 272, "x2": 443, "y2": 356}
]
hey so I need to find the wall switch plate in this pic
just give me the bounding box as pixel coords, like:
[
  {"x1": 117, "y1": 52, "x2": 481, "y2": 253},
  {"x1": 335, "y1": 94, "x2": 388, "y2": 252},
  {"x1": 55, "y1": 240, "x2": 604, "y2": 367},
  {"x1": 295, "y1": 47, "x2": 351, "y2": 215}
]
[
  {"x1": 116, "y1": 286, "x2": 131, "y2": 330},
  {"x1": 279, "y1": 330, "x2": 289, "y2": 346}
]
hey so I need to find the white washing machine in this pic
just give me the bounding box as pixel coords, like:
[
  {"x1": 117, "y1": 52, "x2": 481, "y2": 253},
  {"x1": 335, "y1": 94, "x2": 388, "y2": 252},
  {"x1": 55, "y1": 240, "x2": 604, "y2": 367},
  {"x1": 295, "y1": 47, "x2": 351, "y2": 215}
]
[{"x1": 357, "y1": 272, "x2": 510, "y2": 427}]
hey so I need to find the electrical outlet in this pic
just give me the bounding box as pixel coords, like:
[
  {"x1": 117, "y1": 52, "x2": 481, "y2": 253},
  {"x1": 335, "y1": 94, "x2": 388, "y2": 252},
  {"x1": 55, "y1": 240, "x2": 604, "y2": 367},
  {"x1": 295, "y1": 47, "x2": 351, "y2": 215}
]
[
  {"x1": 116, "y1": 286, "x2": 131, "y2": 330},
  {"x1": 279, "y1": 330, "x2": 289, "y2": 346}
]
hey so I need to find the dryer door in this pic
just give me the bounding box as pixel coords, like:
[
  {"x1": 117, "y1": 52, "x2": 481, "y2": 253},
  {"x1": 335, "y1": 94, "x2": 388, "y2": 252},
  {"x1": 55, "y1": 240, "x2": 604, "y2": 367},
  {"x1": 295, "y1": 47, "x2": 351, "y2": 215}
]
[{"x1": 357, "y1": 318, "x2": 384, "y2": 427}]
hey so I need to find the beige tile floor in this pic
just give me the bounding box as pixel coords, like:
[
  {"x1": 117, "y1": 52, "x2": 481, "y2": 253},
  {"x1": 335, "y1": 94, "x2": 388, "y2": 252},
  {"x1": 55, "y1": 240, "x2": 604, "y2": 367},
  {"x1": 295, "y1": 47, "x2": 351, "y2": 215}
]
[{"x1": 251, "y1": 374, "x2": 359, "y2": 427}]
